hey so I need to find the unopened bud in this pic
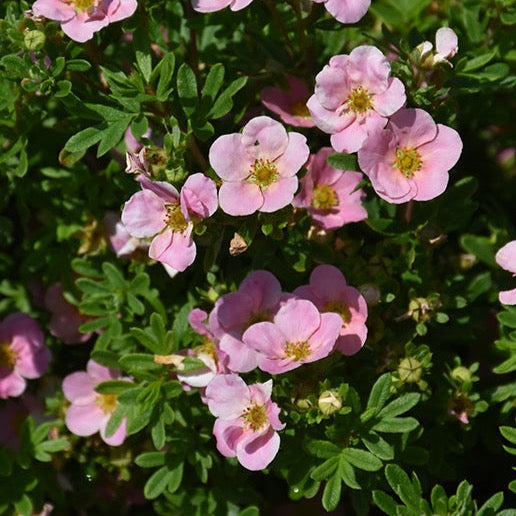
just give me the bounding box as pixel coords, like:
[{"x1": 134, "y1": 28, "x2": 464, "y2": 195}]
[
  {"x1": 451, "y1": 366, "x2": 471, "y2": 383},
  {"x1": 398, "y1": 357, "x2": 423, "y2": 383},
  {"x1": 24, "y1": 30, "x2": 45, "y2": 51},
  {"x1": 295, "y1": 398, "x2": 312, "y2": 410},
  {"x1": 318, "y1": 390, "x2": 342, "y2": 415}
]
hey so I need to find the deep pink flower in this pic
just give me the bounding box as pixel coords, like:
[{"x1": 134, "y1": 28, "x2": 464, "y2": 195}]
[
  {"x1": 209, "y1": 116, "x2": 309, "y2": 216},
  {"x1": 495, "y1": 241, "x2": 516, "y2": 305},
  {"x1": 121, "y1": 173, "x2": 218, "y2": 271},
  {"x1": 62, "y1": 360, "x2": 130, "y2": 446},
  {"x1": 0, "y1": 313, "x2": 50, "y2": 399},
  {"x1": 210, "y1": 271, "x2": 283, "y2": 373},
  {"x1": 293, "y1": 147, "x2": 367, "y2": 230},
  {"x1": 311, "y1": 0, "x2": 370, "y2": 24},
  {"x1": 307, "y1": 46, "x2": 406, "y2": 154},
  {"x1": 192, "y1": 0, "x2": 252, "y2": 13},
  {"x1": 205, "y1": 374, "x2": 285, "y2": 470},
  {"x1": 32, "y1": 0, "x2": 137, "y2": 43},
  {"x1": 243, "y1": 298, "x2": 342, "y2": 374},
  {"x1": 294, "y1": 265, "x2": 368, "y2": 356},
  {"x1": 261, "y1": 76, "x2": 315, "y2": 128},
  {"x1": 358, "y1": 108, "x2": 462, "y2": 203},
  {"x1": 44, "y1": 283, "x2": 92, "y2": 345}
]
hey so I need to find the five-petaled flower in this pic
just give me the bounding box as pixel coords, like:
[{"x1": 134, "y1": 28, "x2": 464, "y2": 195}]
[
  {"x1": 209, "y1": 116, "x2": 309, "y2": 216},
  {"x1": 205, "y1": 374, "x2": 285, "y2": 470},
  {"x1": 32, "y1": 0, "x2": 138, "y2": 43},
  {"x1": 307, "y1": 45, "x2": 406, "y2": 154},
  {"x1": 358, "y1": 108, "x2": 462, "y2": 203},
  {"x1": 311, "y1": 0, "x2": 371, "y2": 24}
]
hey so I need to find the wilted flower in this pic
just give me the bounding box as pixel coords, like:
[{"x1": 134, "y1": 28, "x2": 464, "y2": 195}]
[{"x1": 205, "y1": 374, "x2": 285, "y2": 470}]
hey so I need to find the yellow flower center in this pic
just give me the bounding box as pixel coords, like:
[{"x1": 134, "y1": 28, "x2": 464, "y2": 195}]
[
  {"x1": 312, "y1": 185, "x2": 339, "y2": 211},
  {"x1": 347, "y1": 86, "x2": 373, "y2": 114},
  {"x1": 0, "y1": 342, "x2": 16, "y2": 370},
  {"x1": 284, "y1": 341, "x2": 311, "y2": 361},
  {"x1": 242, "y1": 404, "x2": 268, "y2": 432},
  {"x1": 195, "y1": 339, "x2": 218, "y2": 363},
  {"x1": 290, "y1": 100, "x2": 310, "y2": 118},
  {"x1": 247, "y1": 310, "x2": 271, "y2": 327},
  {"x1": 248, "y1": 159, "x2": 279, "y2": 190},
  {"x1": 97, "y1": 394, "x2": 118, "y2": 414},
  {"x1": 165, "y1": 203, "x2": 188, "y2": 232},
  {"x1": 394, "y1": 147, "x2": 422, "y2": 178},
  {"x1": 324, "y1": 301, "x2": 351, "y2": 324},
  {"x1": 73, "y1": 0, "x2": 96, "y2": 11}
]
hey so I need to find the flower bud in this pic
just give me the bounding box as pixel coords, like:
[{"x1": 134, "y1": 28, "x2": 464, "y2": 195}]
[
  {"x1": 24, "y1": 30, "x2": 45, "y2": 51},
  {"x1": 318, "y1": 390, "x2": 342, "y2": 415},
  {"x1": 398, "y1": 357, "x2": 423, "y2": 383},
  {"x1": 451, "y1": 366, "x2": 471, "y2": 383}
]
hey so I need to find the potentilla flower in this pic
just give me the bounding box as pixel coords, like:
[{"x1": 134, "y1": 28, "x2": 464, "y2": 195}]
[
  {"x1": 243, "y1": 298, "x2": 342, "y2": 374},
  {"x1": 44, "y1": 283, "x2": 92, "y2": 345},
  {"x1": 32, "y1": 0, "x2": 138, "y2": 43},
  {"x1": 293, "y1": 265, "x2": 368, "y2": 356},
  {"x1": 307, "y1": 45, "x2": 406, "y2": 154},
  {"x1": 261, "y1": 76, "x2": 315, "y2": 128},
  {"x1": 357, "y1": 108, "x2": 462, "y2": 203},
  {"x1": 495, "y1": 241, "x2": 516, "y2": 305},
  {"x1": 121, "y1": 173, "x2": 218, "y2": 271},
  {"x1": 414, "y1": 27, "x2": 459, "y2": 68},
  {"x1": 62, "y1": 360, "x2": 130, "y2": 446},
  {"x1": 205, "y1": 374, "x2": 285, "y2": 471},
  {"x1": 192, "y1": 0, "x2": 252, "y2": 13},
  {"x1": 311, "y1": 0, "x2": 370, "y2": 24},
  {"x1": 0, "y1": 313, "x2": 50, "y2": 399},
  {"x1": 209, "y1": 116, "x2": 309, "y2": 216},
  {"x1": 293, "y1": 147, "x2": 367, "y2": 230},
  {"x1": 210, "y1": 270, "x2": 283, "y2": 373}
]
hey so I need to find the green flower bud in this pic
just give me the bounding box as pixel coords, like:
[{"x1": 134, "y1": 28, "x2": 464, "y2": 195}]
[
  {"x1": 318, "y1": 390, "x2": 342, "y2": 415},
  {"x1": 24, "y1": 30, "x2": 46, "y2": 51},
  {"x1": 451, "y1": 366, "x2": 471, "y2": 383},
  {"x1": 398, "y1": 357, "x2": 423, "y2": 383}
]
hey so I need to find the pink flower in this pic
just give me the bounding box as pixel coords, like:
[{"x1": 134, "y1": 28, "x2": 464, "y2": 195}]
[
  {"x1": 243, "y1": 298, "x2": 342, "y2": 374},
  {"x1": 205, "y1": 374, "x2": 284, "y2": 470},
  {"x1": 210, "y1": 270, "x2": 283, "y2": 373},
  {"x1": 0, "y1": 313, "x2": 50, "y2": 399},
  {"x1": 293, "y1": 147, "x2": 367, "y2": 230},
  {"x1": 311, "y1": 0, "x2": 370, "y2": 24},
  {"x1": 495, "y1": 241, "x2": 516, "y2": 305},
  {"x1": 104, "y1": 212, "x2": 148, "y2": 259},
  {"x1": 358, "y1": 108, "x2": 462, "y2": 203},
  {"x1": 44, "y1": 283, "x2": 92, "y2": 345},
  {"x1": 62, "y1": 360, "x2": 130, "y2": 446},
  {"x1": 192, "y1": 0, "x2": 252, "y2": 13},
  {"x1": 32, "y1": 0, "x2": 138, "y2": 43},
  {"x1": 209, "y1": 116, "x2": 309, "y2": 216},
  {"x1": 307, "y1": 46, "x2": 406, "y2": 154},
  {"x1": 261, "y1": 76, "x2": 315, "y2": 128},
  {"x1": 415, "y1": 27, "x2": 459, "y2": 68},
  {"x1": 121, "y1": 173, "x2": 218, "y2": 271},
  {"x1": 293, "y1": 265, "x2": 368, "y2": 356}
]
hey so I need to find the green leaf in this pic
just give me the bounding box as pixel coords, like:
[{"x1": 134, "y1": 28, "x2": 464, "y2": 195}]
[
  {"x1": 460, "y1": 235, "x2": 496, "y2": 267},
  {"x1": 96, "y1": 117, "x2": 131, "y2": 157},
  {"x1": 144, "y1": 466, "x2": 174, "y2": 499},
  {"x1": 327, "y1": 152, "x2": 358, "y2": 171},
  {"x1": 202, "y1": 63, "x2": 225, "y2": 104},
  {"x1": 208, "y1": 76, "x2": 247, "y2": 119},
  {"x1": 104, "y1": 403, "x2": 127, "y2": 438},
  {"x1": 377, "y1": 393, "x2": 421, "y2": 419},
  {"x1": 311, "y1": 456, "x2": 339, "y2": 481},
  {"x1": 304, "y1": 439, "x2": 341, "y2": 459},
  {"x1": 90, "y1": 350, "x2": 120, "y2": 369},
  {"x1": 477, "y1": 492, "x2": 504, "y2": 515},
  {"x1": 493, "y1": 355, "x2": 516, "y2": 374},
  {"x1": 135, "y1": 452, "x2": 166, "y2": 468},
  {"x1": 342, "y1": 448, "x2": 382, "y2": 471},
  {"x1": 64, "y1": 126, "x2": 103, "y2": 153},
  {"x1": 500, "y1": 426, "x2": 516, "y2": 444},
  {"x1": 338, "y1": 456, "x2": 361, "y2": 490},
  {"x1": 372, "y1": 490, "x2": 398, "y2": 516},
  {"x1": 95, "y1": 380, "x2": 134, "y2": 394},
  {"x1": 177, "y1": 63, "x2": 198, "y2": 117},
  {"x1": 361, "y1": 431, "x2": 394, "y2": 460},
  {"x1": 367, "y1": 373, "x2": 392, "y2": 413},
  {"x1": 13, "y1": 494, "x2": 32, "y2": 516},
  {"x1": 498, "y1": 308, "x2": 516, "y2": 329},
  {"x1": 373, "y1": 417, "x2": 419, "y2": 433},
  {"x1": 385, "y1": 465, "x2": 419, "y2": 509},
  {"x1": 167, "y1": 461, "x2": 184, "y2": 493},
  {"x1": 151, "y1": 416, "x2": 166, "y2": 450},
  {"x1": 134, "y1": 24, "x2": 152, "y2": 83},
  {"x1": 322, "y1": 472, "x2": 342, "y2": 512},
  {"x1": 102, "y1": 262, "x2": 127, "y2": 290},
  {"x1": 76, "y1": 277, "x2": 109, "y2": 295},
  {"x1": 119, "y1": 353, "x2": 162, "y2": 371},
  {"x1": 430, "y1": 485, "x2": 448, "y2": 515},
  {"x1": 463, "y1": 50, "x2": 497, "y2": 72},
  {"x1": 155, "y1": 53, "x2": 175, "y2": 101}
]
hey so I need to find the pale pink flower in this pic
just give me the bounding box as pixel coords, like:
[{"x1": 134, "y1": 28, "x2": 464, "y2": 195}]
[
  {"x1": 243, "y1": 298, "x2": 342, "y2": 374},
  {"x1": 495, "y1": 241, "x2": 516, "y2": 305},
  {"x1": 32, "y1": 0, "x2": 138, "y2": 43},
  {"x1": 205, "y1": 374, "x2": 285, "y2": 471},
  {"x1": 261, "y1": 76, "x2": 315, "y2": 128},
  {"x1": 62, "y1": 360, "x2": 130, "y2": 446},
  {"x1": 294, "y1": 265, "x2": 368, "y2": 356},
  {"x1": 104, "y1": 212, "x2": 148, "y2": 259},
  {"x1": 209, "y1": 116, "x2": 309, "y2": 216},
  {"x1": 121, "y1": 173, "x2": 218, "y2": 271},
  {"x1": 192, "y1": 0, "x2": 252, "y2": 13},
  {"x1": 311, "y1": 0, "x2": 370, "y2": 24},
  {"x1": 293, "y1": 147, "x2": 367, "y2": 230},
  {"x1": 307, "y1": 46, "x2": 406, "y2": 154},
  {"x1": 358, "y1": 108, "x2": 462, "y2": 203},
  {"x1": 0, "y1": 313, "x2": 50, "y2": 399},
  {"x1": 415, "y1": 27, "x2": 459, "y2": 68},
  {"x1": 210, "y1": 271, "x2": 283, "y2": 373},
  {"x1": 44, "y1": 283, "x2": 92, "y2": 345}
]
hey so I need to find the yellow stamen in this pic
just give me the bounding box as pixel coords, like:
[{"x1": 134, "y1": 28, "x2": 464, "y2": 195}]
[
  {"x1": 248, "y1": 159, "x2": 279, "y2": 190},
  {"x1": 0, "y1": 342, "x2": 16, "y2": 370},
  {"x1": 312, "y1": 185, "x2": 339, "y2": 210},
  {"x1": 97, "y1": 394, "x2": 118, "y2": 414},
  {"x1": 347, "y1": 86, "x2": 373, "y2": 114},
  {"x1": 165, "y1": 203, "x2": 188, "y2": 232},
  {"x1": 290, "y1": 100, "x2": 310, "y2": 118},
  {"x1": 394, "y1": 147, "x2": 422, "y2": 178},
  {"x1": 241, "y1": 404, "x2": 268, "y2": 432},
  {"x1": 74, "y1": 0, "x2": 95, "y2": 11},
  {"x1": 284, "y1": 341, "x2": 311, "y2": 361},
  {"x1": 324, "y1": 301, "x2": 351, "y2": 324}
]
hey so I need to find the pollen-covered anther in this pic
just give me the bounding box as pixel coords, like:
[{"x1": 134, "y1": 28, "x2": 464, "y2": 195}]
[
  {"x1": 394, "y1": 147, "x2": 423, "y2": 178},
  {"x1": 290, "y1": 100, "x2": 311, "y2": 118},
  {"x1": 324, "y1": 301, "x2": 351, "y2": 324},
  {"x1": 248, "y1": 159, "x2": 279, "y2": 189},
  {"x1": 165, "y1": 203, "x2": 188, "y2": 232},
  {"x1": 0, "y1": 342, "x2": 16, "y2": 370},
  {"x1": 73, "y1": 0, "x2": 96, "y2": 11},
  {"x1": 347, "y1": 86, "x2": 373, "y2": 114},
  {"x1": 284, "y1": 340, "x2": 311, "y2": 361},
  {"x1": 312, "y1": 185, "x2": 339, "y2": 210},
  {"x1": 97, "y1": 394, "x2": 118, "y2": 414},
  {"x1": 242, "y1": 404, "x2": 268, "y2": 432}
]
